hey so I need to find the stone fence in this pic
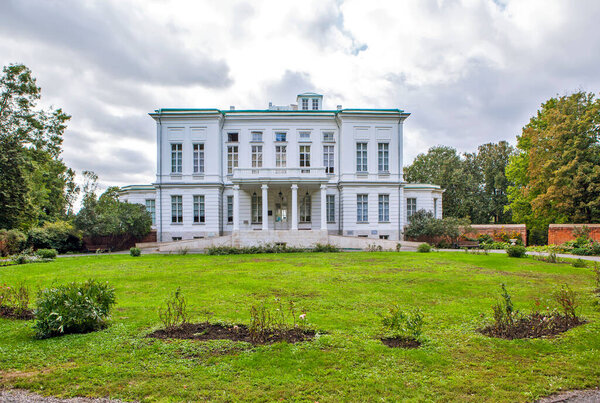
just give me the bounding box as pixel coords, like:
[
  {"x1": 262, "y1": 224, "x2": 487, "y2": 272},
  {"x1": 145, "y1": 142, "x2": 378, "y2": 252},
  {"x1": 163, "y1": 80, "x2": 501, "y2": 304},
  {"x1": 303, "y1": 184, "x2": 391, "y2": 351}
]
[
  {"x1": 462, "y1": 224, "x2": 527, "y2": 245},
  {"x1": 548, "y1": 224, "x2": 600, "y2": 245}
]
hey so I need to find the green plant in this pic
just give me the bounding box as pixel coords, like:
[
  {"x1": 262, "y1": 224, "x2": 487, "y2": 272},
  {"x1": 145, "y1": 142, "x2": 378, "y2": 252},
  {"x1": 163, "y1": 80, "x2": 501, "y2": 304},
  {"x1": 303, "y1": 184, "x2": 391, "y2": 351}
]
[
  {"x1": 27, "y1": 221, "x2": 82, "y2": 253},
  {"x1": 0, "y1": 229, "x2": 27, "y2": 257},
  {"x1": 130, "y1": 247, "x2": 141, "y2": 257},
  {"x1": 554, "y1": 284, "x2": 579, "y2": 320},
  {"x1": 177, "y1": 247, "x2": 189, "y2": 255},
  {"x1": 248, "y1": 298, "x2": 305, "y2": 343},
  {"x1": 314, "y1": 243, "x2": 339, "y2": 253},
  {"x1": 491, "y1": 284, "x2": 519, "y2": 330},
  {"x1": 366, "y1": 244, "x2": 383, "y2": 252},
  {"x1": 381, "y1": 306, "x2": 424, "y2": 340},
  {"x1": 34, "y1": 280, "x2": 116, "y2": 338},
  {"x1": 158, "y1": 287, "x2": 189, "y2": 330},
  {"x1": 10, "y1": 250, "x2": 37, "y2": 265},
  {"x1": 593, "y1": 263, "x2": 600, "y2": 290},
  {"x1": 572, "y1": 259, "x2": 587, "y2": 268},
  {"x1": 396, "y1": 243, "x2": 402, "y2": 252},
  {"x1": 36, "y1": 248, "x2": 58, "y2": 259},
  {"x1": 417, "y1": 243, "x2": 431, "y2": 253},
  {"x1": 506, "y1": 245, "x2": 527, "y2": 258}
]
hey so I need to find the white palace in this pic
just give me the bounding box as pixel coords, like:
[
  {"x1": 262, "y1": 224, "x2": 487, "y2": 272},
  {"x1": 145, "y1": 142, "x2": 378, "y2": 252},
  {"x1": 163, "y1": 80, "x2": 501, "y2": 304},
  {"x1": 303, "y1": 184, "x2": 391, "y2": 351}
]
[{"x1": 120, "y1": 92, "x2": 442, "y2": 246}]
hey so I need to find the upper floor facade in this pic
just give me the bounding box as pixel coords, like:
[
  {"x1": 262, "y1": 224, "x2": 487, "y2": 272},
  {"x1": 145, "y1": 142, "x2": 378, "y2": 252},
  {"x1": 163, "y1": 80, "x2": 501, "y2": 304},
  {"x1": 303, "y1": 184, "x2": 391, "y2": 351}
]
[{"x1": 150, "y1": 93, "x2": 410, "y2": 187}]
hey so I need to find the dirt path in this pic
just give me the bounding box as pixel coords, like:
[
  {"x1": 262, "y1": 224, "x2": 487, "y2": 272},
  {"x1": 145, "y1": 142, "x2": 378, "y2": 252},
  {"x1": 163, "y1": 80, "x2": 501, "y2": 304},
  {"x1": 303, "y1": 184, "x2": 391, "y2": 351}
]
[
  {"x1": 536, "y1": 388, "x2": 600, "y2": 402},
  {"x1": 0, "y1": 389, "x2": 126, "y2": 402}
]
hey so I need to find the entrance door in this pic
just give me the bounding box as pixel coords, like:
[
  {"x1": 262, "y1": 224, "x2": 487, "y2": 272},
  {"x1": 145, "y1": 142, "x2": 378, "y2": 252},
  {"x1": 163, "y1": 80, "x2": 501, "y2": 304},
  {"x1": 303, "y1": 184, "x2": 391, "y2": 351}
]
[{"x1": 274, "y1": 202, "x2": 288, "y2": 230}]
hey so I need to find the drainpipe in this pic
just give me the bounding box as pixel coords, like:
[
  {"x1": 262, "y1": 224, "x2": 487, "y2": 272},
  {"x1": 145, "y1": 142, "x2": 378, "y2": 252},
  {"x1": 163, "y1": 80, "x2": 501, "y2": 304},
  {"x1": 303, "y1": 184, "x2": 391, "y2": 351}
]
[
  {"x1": 335, "y1": 111, "x2": 343, "y2": 235},
  {"x1": 219, "y1": 112, "x2": 225, "y2": 236},
  {"x1": 157, "y1": 111, "x2": 163, "y2": 242}
]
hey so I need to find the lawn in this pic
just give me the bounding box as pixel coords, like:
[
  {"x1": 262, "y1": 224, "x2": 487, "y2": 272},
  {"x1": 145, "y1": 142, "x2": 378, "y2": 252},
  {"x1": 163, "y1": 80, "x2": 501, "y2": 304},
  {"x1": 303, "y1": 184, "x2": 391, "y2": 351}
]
[{"x1": 1, "y1": 252, "x2": 599, "y2": 402}]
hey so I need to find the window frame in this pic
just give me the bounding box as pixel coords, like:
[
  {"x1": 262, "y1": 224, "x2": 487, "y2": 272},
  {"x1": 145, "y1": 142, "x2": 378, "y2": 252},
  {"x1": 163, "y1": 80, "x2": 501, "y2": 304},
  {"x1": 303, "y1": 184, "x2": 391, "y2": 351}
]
[
  {"x1": 299, "y1": 145, "x2": 311, "y2": 172},
  {"x1": 300, "y1": 193, "x2": 311, "y2": 223},
  {"x1": 145, "y1": 199, "x2": 156, "y2": 226},
  {"x1": 407, "y1": 198, "x2": 417, "y2": 220},
  {"x1": 356, "y1": 142, "x2": 368, "y2": 173},
  {"x1": 171, "y1": 143, "x2": 182, "y2": 174},
  {"x1": 326, "y1": 194, "x2": 335, "y2": 223},
  {"x1": 322, "y1": 131, "x2": 335, "y2": 142},
  {"x1": 193, "y1": 143, "x2": 205, "y2": 174},
  {"x1": 378, "y1": 143, "x2": 389, "y2": 173},
  {"x1": 357, "y1": 194, "x2": 368, "y2": 223},
  {"x1": 251, "y1": 192, "x2": 262, "y2": 224},
  {"x1": 378, "y1": 194, "x2": 390, "y2": 222},
  {"x1": 251, "y1": 131, "x2": 263, "y2": 142},
  {"x1": 171, "y1": 195, "x2": 183, "y2": 224},
  {"x1": 227, "y1": 132, "x2": 239, "y2": 142},
  {"x1": 323, "y1": 145, "x2": 335, "y2": 174},
  {"x1": 227, "y1": 145, "x2": 239, "y2": 175},
  {"x1": 275, "y1": 132, "x2": 287, "y2": 142},
  {"x1": 275, "y1": 144, "x2": 287, "y2": 169},
  {"x1": 312, "y1": 98, "x2": 319, "y2": 110},
  {"x1": 193, "y1": 195, "x2": 205, "y2": 224},
  {"x1": 301, "y1": 98, "x2": 309, "y2": 110},
  {"x1": 227, "y1": 195, "x2": 233, "y2": 223}
]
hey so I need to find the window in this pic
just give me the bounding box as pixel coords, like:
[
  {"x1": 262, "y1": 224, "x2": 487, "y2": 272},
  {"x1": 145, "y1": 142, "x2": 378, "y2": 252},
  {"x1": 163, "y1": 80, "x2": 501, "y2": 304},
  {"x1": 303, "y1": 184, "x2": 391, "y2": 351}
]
[
  {"x1": 356, "y1": 143, "x2": 368, "y2": 172},
  {"x1": 145, "y1": 199, "x2": 155, "y2": 225},
  {"x1": 227, "y1": 145, "x2": 238, "y2": 174},
  {"x1": 275, "y1": 132, "x2": 287, "y2": 142},
  {"x1": 299, "y1": 131, "x2": 311, "y2": 141},
  {"x1": 193, "y1": 195, "x2": 205, "y2": 223},
  {"x1": 300, "y1": 193, "x2": 311, "y2": 222},
  {"x1": 407, "y1": 198, "x2": 417, "y2": 220},
  {"x1": 378, "y1": 194, "x2": 389, "y2": 222},
  {"x1": 323, "y1": 145, "x2": 334, "y2": 174},
  {"x1": 322, "y1": 132, "x2": 334, "y2": 142},
  {"x1": 171, "y1": 143, "x2": 182, "y2": 173},
  {"x1": 251, "y1": 192, "x2": 262, "y2": 224},
  {"x1": 378, "y1": 143, "x2": 389, "y2": 172},
  {"x1": 433, "y1": 198, "x2": 438, "y2": 219},
  {"x1": 171, "y1": 195, "x2": 182, "y2": 223},
  {"x1": 312, "y1": 98, "x2": 319, "y2": 110},
  {"x1": 326, "y1": 195, "x2": 335, "y2": 223},
  {"x1": 251, "y1": 131, "x2": 263, "y2": 142},
  {"x1": 357, "y1": 194, "x2": 368, "y2": 222},
  {"x1": 172, "y1": 236, "x2": 182, "y2": 241},
  {"x1": 299, "y1": 145, "x2": 311, "y2": 172},
  {"x1": 301, "y1": 98, "x2": 308, "y2": 110},
  {"x1": 251, "y1": 145, "x2": 262, "y2": 173},
  {"x1": 227, "y1": 196, "x2": 233, "y2": 223},
  {"x1": 227, "y1": 132, "x2": 238, "y2": 142},
  {"x1": 193, "y1": 143, "x2": 204, "y2": 174},
  {"x1": 275, "y1": 145, "x2": 287, "y2": 171}
]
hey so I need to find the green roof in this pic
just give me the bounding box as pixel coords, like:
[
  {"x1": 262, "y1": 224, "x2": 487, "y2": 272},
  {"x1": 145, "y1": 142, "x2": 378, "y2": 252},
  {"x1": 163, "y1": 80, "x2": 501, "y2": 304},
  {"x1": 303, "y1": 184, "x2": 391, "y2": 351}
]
[
  {"x1": 119, "y1": 184, "x2": 155, "y2": 192},
  {"x1": 152, "y1": 108, "x2": 407, "y2": 115}
]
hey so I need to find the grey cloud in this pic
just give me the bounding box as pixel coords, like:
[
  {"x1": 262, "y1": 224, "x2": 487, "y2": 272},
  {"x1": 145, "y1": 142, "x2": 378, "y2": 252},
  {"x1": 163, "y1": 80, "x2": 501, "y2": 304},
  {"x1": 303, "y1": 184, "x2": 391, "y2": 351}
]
[
  {"x1": 264, "y1": 70, "x2": 315, "y2": 106},
  {"x1": 0, "y1": 0, "x2": 232, "y2": 88}
]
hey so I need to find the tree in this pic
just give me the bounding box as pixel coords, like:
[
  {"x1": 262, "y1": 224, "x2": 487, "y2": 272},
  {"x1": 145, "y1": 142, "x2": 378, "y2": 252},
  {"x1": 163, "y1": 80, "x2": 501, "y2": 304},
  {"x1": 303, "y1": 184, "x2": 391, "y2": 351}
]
[
  {"x1": 506, "y1": 92, "x2": 600, "y2": 244},
  {"x1": 476, "y1": 141, "x2": 516, "y2": 223},
  {"x1": 0, "y1": 63, "x2": 75, "y2": 229}
]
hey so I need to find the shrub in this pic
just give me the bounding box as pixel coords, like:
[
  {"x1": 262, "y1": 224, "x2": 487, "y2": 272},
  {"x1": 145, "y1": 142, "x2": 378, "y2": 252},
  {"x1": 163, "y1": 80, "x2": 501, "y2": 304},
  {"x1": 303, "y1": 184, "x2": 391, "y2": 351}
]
[
  {"x1": 206, "y1": 244, "x2": 306, "y2": 255},
  {"x1": 491, "y1": 284, "x2": 519, "y2": 331},
  {"x1": 0, "y1": 229, "x2": 27, "y2": 257},
  {"x1": 34, "y1": 280, "x2": 116, "y2": 339},
  {"x1": 36, "y1": 249, "x2": 58, "y2": 259},
  {"x1": 572, "y1": 259, "x2": 587, "y2": 268},
  {"x1": 248, "y1": 298, "x2": 304, "y2": 343},
  {"x1": 381, "y1": 306, "x2": 424, "y2": 340},
  {"x1": 555, "y1": 284, "x2": 579, "y2": 320},
  {"x1": 404, "y1": 210, "x2": 469, "y2": 243},
  {"x1": 396, "y1": 243, "x2": 402, "y2": 252},
  {"x1": 313, "y1": 243, "x2": 339, "y2": 253},
  {"x1": 158, "y1": 287, "x2": 189, "y2": 330},
  {"x1": 417, "y1": 243, "x2": 431, "y2": 253},
  {"x1": 129, "y1": 247, "x2": 141, "y2": 257},
  {"x1": 10, "y1": 250, "x2": 36, "y2": 265},
  {"x1": 0, "y1": 283, "x2": 31, "y2": 318},
  {"x1": 506, "y1": 245, "x2": 527, "y2": 258},
  {"x1": 27, "y1": 221, "x2": 82, "y2": 253}
]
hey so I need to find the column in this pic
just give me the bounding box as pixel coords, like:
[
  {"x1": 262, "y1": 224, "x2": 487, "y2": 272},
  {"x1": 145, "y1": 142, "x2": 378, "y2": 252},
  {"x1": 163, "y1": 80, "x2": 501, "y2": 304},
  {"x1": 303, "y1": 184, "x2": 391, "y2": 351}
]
[
  {"x1": 291, "y1": 184, "x2": 298, "y2": 230},
  {"x1": 261, "y1": 184, "x2": 269, "y2": 231},
  {"x1": 320, "y1": 184, "x2": 327, "y2": 231},
  {"x1": 233, "y1": 185, "x2": 240, "y2": 231}
]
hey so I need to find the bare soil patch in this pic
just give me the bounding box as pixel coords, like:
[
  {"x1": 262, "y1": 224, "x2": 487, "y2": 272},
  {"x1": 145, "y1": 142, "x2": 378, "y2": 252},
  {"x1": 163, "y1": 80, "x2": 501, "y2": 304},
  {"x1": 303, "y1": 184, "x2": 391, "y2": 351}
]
[
  {"x1": 0, "y1": 306, "x2": 34, "y2": 320},
  {"x1": 381, "y1": 336, "x2": 421, "y2": 349},
  {"x1": 479, "y1": 313, "x2": 586, "y2": 340},
  {"x1": 147, "y1": 322, "x2": 316, "y2": 345}
]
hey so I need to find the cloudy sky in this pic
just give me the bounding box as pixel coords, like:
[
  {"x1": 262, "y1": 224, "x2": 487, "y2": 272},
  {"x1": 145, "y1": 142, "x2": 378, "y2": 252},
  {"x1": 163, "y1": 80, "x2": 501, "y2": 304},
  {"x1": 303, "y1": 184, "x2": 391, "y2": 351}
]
[{"x1": 2, "y1": 0, "x2": 599, "y2": 191}]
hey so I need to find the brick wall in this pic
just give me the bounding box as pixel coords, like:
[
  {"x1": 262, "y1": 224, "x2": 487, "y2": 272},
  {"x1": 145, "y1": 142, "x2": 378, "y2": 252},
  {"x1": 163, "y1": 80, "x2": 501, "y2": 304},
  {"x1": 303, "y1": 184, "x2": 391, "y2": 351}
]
[
  {"x1": 461, "y1": 224, "x2": 527, "y2": 245},
  {"x1": 548, "y1": 224, "x2": 600, "y2": 245}
]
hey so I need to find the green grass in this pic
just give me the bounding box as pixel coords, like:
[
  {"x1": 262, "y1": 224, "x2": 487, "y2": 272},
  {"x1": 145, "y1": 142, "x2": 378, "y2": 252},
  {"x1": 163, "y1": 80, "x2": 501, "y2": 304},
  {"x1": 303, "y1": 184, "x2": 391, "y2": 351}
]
[{"x1": 1, "y1": 252, "x2": 599, "y2": 402}]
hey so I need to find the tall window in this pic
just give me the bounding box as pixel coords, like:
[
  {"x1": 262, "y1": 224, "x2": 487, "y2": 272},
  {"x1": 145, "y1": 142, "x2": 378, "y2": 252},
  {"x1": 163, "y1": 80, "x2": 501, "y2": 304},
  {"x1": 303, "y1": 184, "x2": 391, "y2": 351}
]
[
  {"x1": 171, "y1": 195, "x2": 182, "y2": 223},
  {"x1": 301, "y1": 98, "x2": 309, "y2": 110},
  {"x1": 378, "y1": 143, "x2": 389, "y2": 172},
  {"x1": 357, "y1": 194, "x2": 368, "y2": 222},
  {"x1": 433, "y1": 198, "x2": 438, "y2": 219},
  {"x1": 326, "y1": 194, "x2": 335, "y2": 223},
  {"x1": 251, "y1": 192, "x2": 262, "y2": 223},
  {"x1": 193, "y1": 143, "x2": 204, "y2": 174},
  {"x1": 227, "y1": 132, "x2": 238, "y2": 142},
  {"x1": 251, "y1": 145, "x2": 262, "y2": 173},
  {"x1": 407, "y1": 198, "x2": 417, "y2": 220},
  {"x1": 251, "y1": 131, "x2": 263, "y2": 142},
  {"x1": 323, "y1": 145, "x2": 334, "y2": 174},
  {"x1": 299, "y1": 145, "x2": 311, "y2": 173},
  {"x1": 312, "y1": 99, "x2": 319, "y2": 110},
  {"x1": 227, "y1": 145, "x2": 238, "y2": 174},
  {"x1": 193, "y1": 195, "x2": 205, "y2": 223},
  {"x1": 145, "y1": 199, "x2": 155, "y2": 225},
  {"x1": 171, "y1": 143, "x2": 182, "y2": 173},
  {"x1": 275, "y1": 132, "x2": 287, "y2": 142},
  {"x1": 275, "y1": 145, "x2": 287, "y2": 171},
  {"x1": 227, "y1": 196, "x2": 233, "y2": 223},
  {"x1": 356, "y1": 143, "x2": 368, "y2": 172},
  {"x1": 300, "y1": 193, "x2": 311, "y2": 222},
  {"x1": 378, "y1": 194, "x2": 389, "y2": 222}
]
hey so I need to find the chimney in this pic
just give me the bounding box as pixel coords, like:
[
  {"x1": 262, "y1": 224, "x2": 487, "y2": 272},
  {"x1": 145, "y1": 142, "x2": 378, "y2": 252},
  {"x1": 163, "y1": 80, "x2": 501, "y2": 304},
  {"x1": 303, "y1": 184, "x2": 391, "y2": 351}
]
[
  {"x1": 337, "y1": 105, "x2": 342, "y2": 110},
  {"x1": 230, "y1": 106, "x2": 235, "y2": 110}
]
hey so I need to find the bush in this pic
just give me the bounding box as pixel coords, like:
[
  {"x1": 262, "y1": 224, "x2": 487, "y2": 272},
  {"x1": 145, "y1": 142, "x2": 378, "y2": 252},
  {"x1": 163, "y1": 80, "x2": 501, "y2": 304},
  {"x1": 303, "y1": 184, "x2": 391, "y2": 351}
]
[
  {"x1": 129, "y1": 247, "x2": 141, "y2": 257},
  {"x1": 381, "y1": 306, "x2": 424, "y2": 340},
  {"x1": 206, "y1": 244, "x2": 306, "y2": 255},
  {"x1": 313, "y1": 243, "x2": 339, "y2": 253},
  {"x1": 34, "y1": 279, "x2": 116, "y2": 339},
  {"x1": 404, "y1": 210, "x2": 469, "y2": 243},
  {"x1": 554, "y1": 284, "x2": 579, "y2": 320},
  {"x1": 249, "y1": 298, "x2": 305, "y2": 343},
  {"x1": 10, "y1": 250, "x2": 36, "y2": 265},
  {"x1": 506, "y1": 245, "x2": 527, "y2": 258},
  {"x1": 0, "y1": 229, "x2": 27, "y2": 257},
  {"x1": 572, "y1": 259, "x2": 587, "y2": 268},
  {"x1": 27, "y1": 221, "x2": 82, "y2": 253},
  {"x1": 0, "y1": 283, "x2": 31, "y2": 316},
  {"x1": 158, "y1": 287, "x2": 189, "y2": 330},
  {"x1": 417, "y1": 243, "x2": 431, "y2": 253},
  {"x1": 36, "y1": 249, "x2": 58, "y2": 259}
]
